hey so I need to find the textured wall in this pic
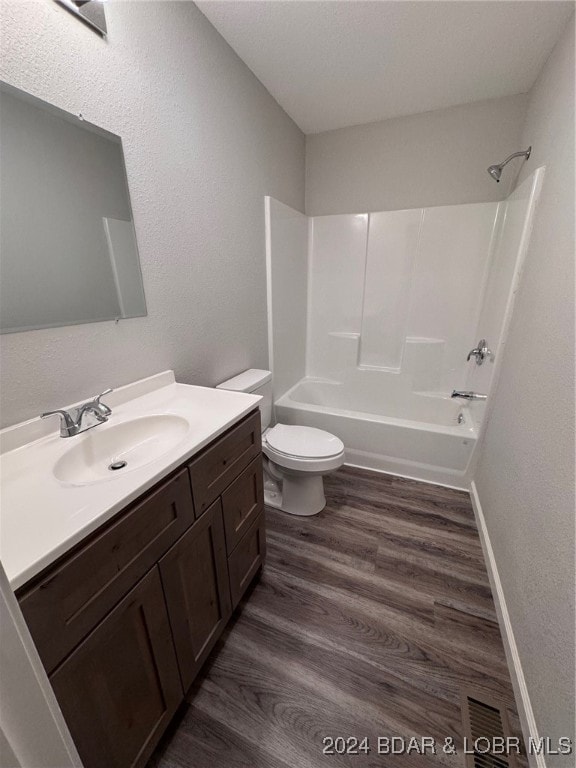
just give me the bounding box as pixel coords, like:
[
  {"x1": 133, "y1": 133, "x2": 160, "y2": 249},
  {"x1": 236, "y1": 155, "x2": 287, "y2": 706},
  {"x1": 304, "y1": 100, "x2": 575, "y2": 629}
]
[
  {"x1": 0, "y1": 0, "x2": 304, "y2": 427},
  {"x1": 474, "y1": 19, "x2": 575, "y2": 759},
  {"x1": 305, "y1": 94, "x2": 527, "y2": 215}
]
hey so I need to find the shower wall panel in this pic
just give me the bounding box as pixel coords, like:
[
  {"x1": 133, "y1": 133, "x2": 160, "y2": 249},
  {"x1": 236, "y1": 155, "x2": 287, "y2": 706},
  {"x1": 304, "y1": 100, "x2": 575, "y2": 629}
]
[
  {"x1": 466, "y1": 169, "x2": 544, "y2": 400},
  {"x1": 359, "y1": 209, "x2": 423, "y2": 370},
  {"x1": 264, "y1": 197, "x2": 308, "y2": 399},
  {"x1": 406, "y1": 202, "x2": 500, "y2": 392},
  {"x1": 307, "y1": 214, "x2": 368, "y2": 377},
  {"x1": 306, "y1": 201, "x2": 500, "y2": 394}
]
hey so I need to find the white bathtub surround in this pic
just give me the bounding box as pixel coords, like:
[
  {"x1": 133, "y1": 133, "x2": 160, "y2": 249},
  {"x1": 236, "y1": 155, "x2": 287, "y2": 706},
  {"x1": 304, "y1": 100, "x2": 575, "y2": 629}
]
[
  {"x1": 264, "y1": 197, "x2": 308, "y2": 401},
  {"x1": 306, "y1": 201, "x2": 504, "y2": 396},
  {"x1": 464, "y1": 168, "x2": 545, "y2": 445},
  {"x1": 0, "y1": 371, "x2": 261, "y2": 589},
  {"x1": 266, "y1": 168, "x2": 543, "y2": 488},
  {"x1": 360, "y1": 209, "x2": 422, "y2": 370}
]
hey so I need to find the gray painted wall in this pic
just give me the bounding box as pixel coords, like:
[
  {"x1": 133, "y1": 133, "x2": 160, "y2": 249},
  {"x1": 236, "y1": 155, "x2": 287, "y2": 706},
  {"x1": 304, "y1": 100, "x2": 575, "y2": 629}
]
[
  {"x1": 474, "y1": 19, "x2": 575, "y2": 759},
  {"x1": 0, "y1": 0, "x2": 304, "y2": 427},
  {"x1": 305, "y1": 94, "x2": 527, "y2": 215}
]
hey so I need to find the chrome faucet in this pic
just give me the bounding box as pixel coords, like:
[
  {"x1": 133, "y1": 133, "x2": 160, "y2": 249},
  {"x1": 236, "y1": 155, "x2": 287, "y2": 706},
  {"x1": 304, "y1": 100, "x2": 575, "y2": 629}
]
[
  {"x1": 42, "y1": 389, "x2": 113, "y2": 437},
  {"x1": 467, "y1": 339, "x2": 493, "y2": 366},
  {"x1": 451, "y1": 390, "x2": 487, "y2": 401}
]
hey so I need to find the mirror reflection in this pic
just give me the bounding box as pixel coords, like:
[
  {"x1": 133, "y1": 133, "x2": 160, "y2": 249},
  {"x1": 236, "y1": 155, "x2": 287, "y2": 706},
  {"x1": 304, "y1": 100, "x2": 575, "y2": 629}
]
[{"x1": 0, "y1": 83, "x2": 147, "y2": 334}]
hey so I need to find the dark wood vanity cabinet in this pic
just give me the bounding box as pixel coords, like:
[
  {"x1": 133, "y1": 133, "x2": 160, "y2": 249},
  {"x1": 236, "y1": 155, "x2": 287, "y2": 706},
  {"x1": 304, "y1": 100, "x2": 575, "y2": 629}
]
[
  {"x1": 159, "y1": 498, "x2": 232, "y2": 691},
  {"x1": 16, "y1": 409, "x2": 265, "y2": 768}
]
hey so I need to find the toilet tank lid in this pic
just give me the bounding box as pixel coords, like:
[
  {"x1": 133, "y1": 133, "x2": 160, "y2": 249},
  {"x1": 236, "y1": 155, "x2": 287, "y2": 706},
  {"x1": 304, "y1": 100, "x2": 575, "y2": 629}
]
[{"x1": 216, "y1": 368, "x2": 272, "y2": 393}]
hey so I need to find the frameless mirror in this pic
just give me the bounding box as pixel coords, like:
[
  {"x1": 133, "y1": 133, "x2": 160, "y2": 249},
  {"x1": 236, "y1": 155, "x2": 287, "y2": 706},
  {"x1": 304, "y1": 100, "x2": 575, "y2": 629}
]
[
  {"x1": 0, "y1": 82, "x2": 147, "y2": 334},
  {"x1": 54, "y1": 0, "x2": 108, "y2": 37}
]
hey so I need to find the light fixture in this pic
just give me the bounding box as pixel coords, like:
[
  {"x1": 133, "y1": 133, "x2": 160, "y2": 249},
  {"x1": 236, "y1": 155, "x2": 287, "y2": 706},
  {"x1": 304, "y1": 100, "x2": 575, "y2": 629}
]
[{"x1": 54, "y1": 0, "x2": 107, "y2": 38}]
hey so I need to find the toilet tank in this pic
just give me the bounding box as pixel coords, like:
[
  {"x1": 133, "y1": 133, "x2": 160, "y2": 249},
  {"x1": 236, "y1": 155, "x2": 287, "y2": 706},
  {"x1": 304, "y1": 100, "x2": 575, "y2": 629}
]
[{"x1": 216, "y1": 369, "x2": 272, "y2": 432}]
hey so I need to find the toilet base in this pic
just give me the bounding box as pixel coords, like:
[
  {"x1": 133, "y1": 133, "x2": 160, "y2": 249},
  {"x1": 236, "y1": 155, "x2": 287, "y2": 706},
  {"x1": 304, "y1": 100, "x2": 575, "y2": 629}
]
[{"x1": 264, "y1": 473, "x2": 326, "y2": 516}]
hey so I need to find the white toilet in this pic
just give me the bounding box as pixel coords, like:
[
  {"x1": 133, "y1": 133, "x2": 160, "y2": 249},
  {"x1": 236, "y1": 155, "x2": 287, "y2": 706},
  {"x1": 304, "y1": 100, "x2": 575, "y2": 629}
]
[{"x1": 217, "y1": 369, "x2": 345, "y2": 516}]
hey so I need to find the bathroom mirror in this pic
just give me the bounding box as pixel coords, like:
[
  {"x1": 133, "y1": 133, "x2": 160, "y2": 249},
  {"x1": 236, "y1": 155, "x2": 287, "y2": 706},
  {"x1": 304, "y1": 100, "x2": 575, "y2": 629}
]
[
  {"x1": 0, "y1": 82, "x2": 147, "y2": 334},
  {"x1": 54, "y1": 0, "x2": 107, "y2": 37}
]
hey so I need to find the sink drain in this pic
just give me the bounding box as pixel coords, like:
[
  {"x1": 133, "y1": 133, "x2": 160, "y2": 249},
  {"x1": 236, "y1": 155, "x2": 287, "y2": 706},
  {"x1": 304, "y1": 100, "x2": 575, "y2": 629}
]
[{"x1": 108, "y1": 460, "x2": 127, "y2": 471}]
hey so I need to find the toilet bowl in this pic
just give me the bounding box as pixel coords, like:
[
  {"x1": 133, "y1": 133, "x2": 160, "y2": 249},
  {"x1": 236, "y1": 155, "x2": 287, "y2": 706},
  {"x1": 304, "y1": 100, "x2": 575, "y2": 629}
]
[
  {"x1": 262, "y1": 424, "x2": 345, "y2": 516},
  {"x1": 217, "y1": 369, "x2": 345, "y2": 516}
]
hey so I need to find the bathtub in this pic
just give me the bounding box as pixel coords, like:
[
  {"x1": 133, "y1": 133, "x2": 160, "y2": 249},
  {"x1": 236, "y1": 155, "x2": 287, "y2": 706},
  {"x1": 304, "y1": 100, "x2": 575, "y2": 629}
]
[{"x1": 274, "y1": 378, "x2": 478, "y2": 489}]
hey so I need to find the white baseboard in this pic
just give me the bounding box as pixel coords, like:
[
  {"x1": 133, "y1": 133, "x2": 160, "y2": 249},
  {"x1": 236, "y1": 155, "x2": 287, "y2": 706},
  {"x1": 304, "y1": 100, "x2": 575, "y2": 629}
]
[{"x1": 469, "y1": 481, "x2": 545, "y2": 768}]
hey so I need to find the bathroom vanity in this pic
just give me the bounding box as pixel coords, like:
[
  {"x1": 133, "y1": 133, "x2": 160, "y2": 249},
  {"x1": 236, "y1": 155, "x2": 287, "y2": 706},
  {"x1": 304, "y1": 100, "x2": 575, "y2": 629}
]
[{"x1": 1, "y1": 372, "x2": 266, "y2": 768}]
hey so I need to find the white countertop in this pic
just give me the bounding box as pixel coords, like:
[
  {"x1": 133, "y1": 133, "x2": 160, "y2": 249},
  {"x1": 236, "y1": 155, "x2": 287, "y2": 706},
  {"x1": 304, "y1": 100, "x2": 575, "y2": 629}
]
[{"x1": 0, "y1": 371, "x2": 261, "y2": 590}]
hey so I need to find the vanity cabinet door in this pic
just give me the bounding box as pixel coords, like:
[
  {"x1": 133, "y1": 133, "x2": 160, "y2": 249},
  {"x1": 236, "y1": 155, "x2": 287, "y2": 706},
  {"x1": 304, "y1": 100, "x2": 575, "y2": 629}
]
[
  {"x1": 159, "y1": 499, "x2": 232, "y2": 691},
  {"x1": 228, "y1": 512, "x2": 266, "y2": 609},
  {"x1": 50, "y1": 568, "x2": 182, "y2": 768}
]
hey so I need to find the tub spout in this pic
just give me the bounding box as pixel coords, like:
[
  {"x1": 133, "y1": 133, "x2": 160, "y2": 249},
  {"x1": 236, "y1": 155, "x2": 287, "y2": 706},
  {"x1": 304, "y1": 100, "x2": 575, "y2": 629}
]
[{"x1": 451, "y1": 390, "x2": 487, "y2": 401}]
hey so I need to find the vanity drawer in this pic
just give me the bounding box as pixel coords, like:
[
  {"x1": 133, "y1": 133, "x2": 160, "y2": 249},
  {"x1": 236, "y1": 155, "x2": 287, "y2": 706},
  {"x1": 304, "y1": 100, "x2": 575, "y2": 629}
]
[
  {"x1": 18, "y1": 468, "x2": 195, "y2": 673},
  {"x1": 228, "y1": 512, "x2": 266, "y2": 609},
  {"x1": 188, "y1": 410, "x2": 261, "y2": 518},
  {"x1": 221, "y1": 455, "x2": 264, "y2": 555}
]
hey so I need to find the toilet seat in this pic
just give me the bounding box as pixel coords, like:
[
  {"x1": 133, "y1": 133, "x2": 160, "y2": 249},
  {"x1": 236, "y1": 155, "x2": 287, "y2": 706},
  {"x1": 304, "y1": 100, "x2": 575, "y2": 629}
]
[
  {"x1": 263, "y1": 424, "x2": 345, "y2": 473},
  {"x1": 265, "y1": 424, "x2": 344, "y2": 458}
]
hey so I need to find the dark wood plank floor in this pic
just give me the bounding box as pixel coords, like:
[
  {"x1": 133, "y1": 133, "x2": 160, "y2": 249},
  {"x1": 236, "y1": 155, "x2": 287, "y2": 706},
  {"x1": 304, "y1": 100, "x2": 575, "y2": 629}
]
[{"x1": 149, "y1": 466, "x2": 526, "y2": 768}]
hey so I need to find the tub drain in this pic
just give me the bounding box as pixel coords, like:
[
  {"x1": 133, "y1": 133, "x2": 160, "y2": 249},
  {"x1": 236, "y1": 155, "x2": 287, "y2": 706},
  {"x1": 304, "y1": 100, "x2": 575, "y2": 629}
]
[{"x1": 108, "y1": 460, "x2": 127, "y2": 471}]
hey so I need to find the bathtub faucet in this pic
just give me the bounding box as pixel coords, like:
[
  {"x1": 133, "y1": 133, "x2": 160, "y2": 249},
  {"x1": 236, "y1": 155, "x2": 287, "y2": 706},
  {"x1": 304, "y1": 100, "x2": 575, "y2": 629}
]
[{"x1": 451, "y1": 390, "x2": 488, "y2": 401}]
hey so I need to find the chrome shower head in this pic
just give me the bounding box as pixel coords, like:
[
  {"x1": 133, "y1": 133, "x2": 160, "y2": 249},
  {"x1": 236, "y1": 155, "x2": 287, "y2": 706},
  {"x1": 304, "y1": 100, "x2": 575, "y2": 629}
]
[
  {"x1": 487, "y1": 164, "x2": 503, "y2": 182},
  {"x1": 487, "y1": 147, "x2": 531, "y2": 183}
]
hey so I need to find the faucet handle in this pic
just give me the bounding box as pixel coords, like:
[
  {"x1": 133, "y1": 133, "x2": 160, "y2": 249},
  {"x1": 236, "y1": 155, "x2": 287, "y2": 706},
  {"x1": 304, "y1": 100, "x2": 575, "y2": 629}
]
[
  {"x1": 466, "y1": 347, "x2": 480, "y2": 362},
  {"x1": 41, "y1": 408, "x2": 73, "y2": 423},
  {"x1": 467, "y1": 339, "x2": 494, "y2": 365},
  {"x1": 41, "y1": 409, "x2": 76, "y2": 437},
  {"x1": 93, "y1": 388, "x2": 113, "y2": 416}
]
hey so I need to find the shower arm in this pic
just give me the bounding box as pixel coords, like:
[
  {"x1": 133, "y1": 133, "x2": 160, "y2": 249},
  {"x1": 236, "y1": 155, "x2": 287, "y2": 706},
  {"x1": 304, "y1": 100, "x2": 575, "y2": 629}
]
[{"x1": 497, "y1": 147, "x2": 532, "y2": 170}]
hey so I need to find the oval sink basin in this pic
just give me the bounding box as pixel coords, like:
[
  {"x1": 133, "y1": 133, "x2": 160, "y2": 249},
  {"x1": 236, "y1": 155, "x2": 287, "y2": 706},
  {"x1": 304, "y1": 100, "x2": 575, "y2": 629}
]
[{"x1": 53, "y1": 414, "x2": 189, "y2": 486}]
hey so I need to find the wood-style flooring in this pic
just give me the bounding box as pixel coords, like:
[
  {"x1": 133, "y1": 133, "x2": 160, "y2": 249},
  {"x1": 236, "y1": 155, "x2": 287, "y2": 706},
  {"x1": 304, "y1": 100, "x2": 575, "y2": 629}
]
[{"x1": 149, "y1": 466, "x2": 526, "y2": 768}]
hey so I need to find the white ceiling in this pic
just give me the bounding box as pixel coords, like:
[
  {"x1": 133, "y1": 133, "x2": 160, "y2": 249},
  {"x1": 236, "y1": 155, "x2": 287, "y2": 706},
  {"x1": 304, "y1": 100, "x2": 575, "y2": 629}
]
[{"x1": 196, "y1": 1, "x2": 574, "y2": 134}]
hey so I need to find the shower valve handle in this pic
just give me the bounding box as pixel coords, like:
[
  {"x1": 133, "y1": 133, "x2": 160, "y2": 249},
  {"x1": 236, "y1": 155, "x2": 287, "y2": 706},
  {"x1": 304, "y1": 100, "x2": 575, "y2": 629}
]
[{"x1": 466, "y1": 339, "x2": 493, "y2": 365}]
